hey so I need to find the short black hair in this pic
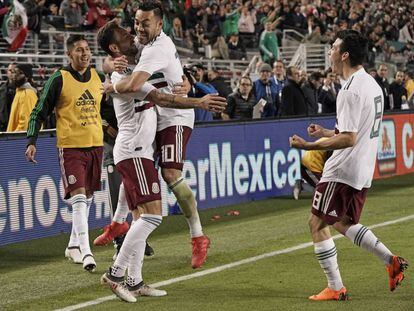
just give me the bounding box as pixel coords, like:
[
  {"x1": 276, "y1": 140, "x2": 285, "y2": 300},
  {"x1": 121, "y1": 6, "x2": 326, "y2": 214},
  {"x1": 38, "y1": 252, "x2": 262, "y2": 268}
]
[
  {"x1": 97, "y1": 21, "x2": 119, "y2": 57},
  {"x1": 138, "y1": 0, "x2": 163, "y2": 19},
  {"x1": 335, "y1": 29, "x2": 368, "y2": 67},
  {"x1": 66, "y1": 35, "x2": 87, "y2": 50},
  {"x1": 309, "y1": 71, "x2": 323, "y2": 81}
]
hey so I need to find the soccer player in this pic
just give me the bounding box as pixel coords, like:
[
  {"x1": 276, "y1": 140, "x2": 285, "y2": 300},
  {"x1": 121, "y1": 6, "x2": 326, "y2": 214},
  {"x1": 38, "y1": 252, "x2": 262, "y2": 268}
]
[
  {"x1": 290, "y1": 29, "x2": 408, "y2": 301},
  {"x1": 25, "y1": 35, "x2": 106, "y2": 272},
  {"x1": 102, "y1": 0, "x2": 211, "y2": 269},
  {"x1": 97, "y1": 21, "x2": 225, "y2": 302}
]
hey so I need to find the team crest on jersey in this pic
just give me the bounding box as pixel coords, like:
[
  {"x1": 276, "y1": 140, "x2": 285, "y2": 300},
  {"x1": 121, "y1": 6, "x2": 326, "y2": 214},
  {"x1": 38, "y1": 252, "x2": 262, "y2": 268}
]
[
  {"x1": 152, "y1": 182, "x2": 160, "y2": 194},
  {"x1": 68, "y1": 175, "x2": 77, "y2": 185}
]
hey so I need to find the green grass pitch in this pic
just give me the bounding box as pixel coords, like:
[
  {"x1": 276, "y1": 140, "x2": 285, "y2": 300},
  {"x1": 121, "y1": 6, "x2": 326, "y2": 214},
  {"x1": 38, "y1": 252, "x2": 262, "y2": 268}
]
[{"x1": 1, "y1": 174, "x2": 413, "y2": 310}]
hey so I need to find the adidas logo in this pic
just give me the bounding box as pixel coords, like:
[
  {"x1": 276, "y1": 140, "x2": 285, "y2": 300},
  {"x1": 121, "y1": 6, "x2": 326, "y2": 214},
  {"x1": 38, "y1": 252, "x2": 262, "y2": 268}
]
[
  {"x1": 76, "y1": 90, "x2": 96, "y2": 106},
  {"x1": 328, "y1": 210, "x2": 338, "y2": 217}
]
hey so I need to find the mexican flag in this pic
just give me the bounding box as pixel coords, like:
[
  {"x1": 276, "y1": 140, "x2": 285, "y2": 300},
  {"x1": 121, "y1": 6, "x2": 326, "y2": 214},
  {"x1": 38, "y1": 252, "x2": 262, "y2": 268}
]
[{"x1": 1, "y1": 0, "x2": 28, "y2": 52}]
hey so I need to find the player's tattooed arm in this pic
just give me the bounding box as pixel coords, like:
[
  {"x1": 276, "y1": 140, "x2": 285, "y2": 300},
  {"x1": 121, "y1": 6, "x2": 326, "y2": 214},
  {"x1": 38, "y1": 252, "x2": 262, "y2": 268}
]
[{"x1": 147, "y1": 91, "x2": 226, "y2": 112}]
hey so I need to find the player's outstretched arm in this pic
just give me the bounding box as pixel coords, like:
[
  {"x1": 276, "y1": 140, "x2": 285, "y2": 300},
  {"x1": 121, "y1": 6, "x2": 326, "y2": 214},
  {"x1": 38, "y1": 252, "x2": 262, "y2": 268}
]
[
  {"x1": 307, "y1": 123, "x2": 335, "y2": 138},
  {"x1": 147, "y1": 90, "x2": 226, "y2": 112},
  {"x1": 290, "y1": 132, "x2": 356, "y2": 151}
]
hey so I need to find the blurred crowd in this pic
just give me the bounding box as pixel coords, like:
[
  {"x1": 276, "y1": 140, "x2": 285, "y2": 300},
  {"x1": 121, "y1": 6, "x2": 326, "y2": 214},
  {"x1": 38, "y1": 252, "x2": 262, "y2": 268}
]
[
  {"x1": 0, "y1": 0, "x2": 413, "y2": 63},
  {"x1": 1, "y1": 0, "x2": 414, "y2": 131},
  {"x1": 1, "y1": 59, "x2": 413, "y2": 132}
]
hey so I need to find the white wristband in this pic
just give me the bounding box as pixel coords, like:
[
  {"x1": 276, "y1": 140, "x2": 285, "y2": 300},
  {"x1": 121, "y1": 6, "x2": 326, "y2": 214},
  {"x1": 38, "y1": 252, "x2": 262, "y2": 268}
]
[{"x1": 113, "y1": 81, "x2": 119, "y2": 94}]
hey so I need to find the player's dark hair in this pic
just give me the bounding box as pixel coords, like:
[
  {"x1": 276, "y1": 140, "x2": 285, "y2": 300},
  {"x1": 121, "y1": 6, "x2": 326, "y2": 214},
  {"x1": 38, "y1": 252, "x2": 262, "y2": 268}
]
[
  {"x1": 97, "y1": 21, "x2": 120, "y2": 57},
  {"x1": 66, "y1": 35, "x2": 87, "y2": 50},
  {"x1": 138, "y1": 0, "x2": 164, "y2": 19},
  {"x1": 336, "y1": 30, "x2": 368, "y2": 67}
]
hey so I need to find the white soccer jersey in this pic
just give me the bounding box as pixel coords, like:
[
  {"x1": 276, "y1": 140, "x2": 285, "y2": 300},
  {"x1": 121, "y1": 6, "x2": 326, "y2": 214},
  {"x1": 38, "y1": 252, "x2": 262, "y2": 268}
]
[
  {"x1": 321, "y1": 68, "x2": 383, "y2": 190},
  {"x1": 133, "y1": 31, "x2": 195, "y2": 131},
  {"x1": 111, "y1": 70, "x2": 157, "y2": 164}
]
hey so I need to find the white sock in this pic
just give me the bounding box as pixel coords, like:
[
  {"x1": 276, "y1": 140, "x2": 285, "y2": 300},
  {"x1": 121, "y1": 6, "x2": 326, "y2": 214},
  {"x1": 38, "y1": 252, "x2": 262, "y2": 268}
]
[
  {"x1": 70, "y1": 194, "x2": 92, "y2": 257},
  {"x1": 113, "y1": 183, "x2": 129, "y2": 224},
  {"x1": 112, "y1": 214, "x2": 162, "y2": 279},
  {"x1": 86, "y1": 197, "x2": 93, "y2": 218},
  {"x1": 68, "y1": 197, "x2": 91, "y2": 248},
  {"x1": 185, "y1": 209, "x2": 203, "y2": 238},
  {"x1": 169, "y1": 178, "x2": 203, "y2": 238},
  {"x1": 314, "y1": 238, "x2": 344, "y2": 291},
  {"x1": 345, "y1": 224, "x2": 393, "y2": 265},
  {"x1": 68, "y1": 225, "x2": 78, "y2": 248}
]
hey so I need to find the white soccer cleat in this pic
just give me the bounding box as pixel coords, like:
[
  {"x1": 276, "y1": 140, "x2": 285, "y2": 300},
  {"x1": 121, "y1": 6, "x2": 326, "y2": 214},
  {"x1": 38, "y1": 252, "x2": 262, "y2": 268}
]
[
  {"x1": 65, "y1": 247, "x2": 83, "y2": 264},
  {"x1": 128, "y1": 281, "x2": 167, "y2": 297},
  {"x1": 101, "y1": 271, "x2": 137, "y2": 303},
  {"x1": 83, "y1": 254, "x2": 97, "y2": 272}
]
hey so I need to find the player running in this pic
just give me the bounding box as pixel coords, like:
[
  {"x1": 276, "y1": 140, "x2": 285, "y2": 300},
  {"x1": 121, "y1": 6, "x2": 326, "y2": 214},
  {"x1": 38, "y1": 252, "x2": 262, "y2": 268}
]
[{"x1": 290, "y1": 29, "x2": 408, "y2": 301}]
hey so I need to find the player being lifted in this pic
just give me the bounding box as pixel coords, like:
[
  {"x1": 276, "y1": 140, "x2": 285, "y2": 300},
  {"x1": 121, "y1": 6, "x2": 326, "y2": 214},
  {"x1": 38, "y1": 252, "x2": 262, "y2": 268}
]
[
  {"x1": 97, "y1": 20, "x2": 226, "y2": 302},
  {"x1": 101, "y1": 0, "x2": 211, "y2": 269},
  {"x1": 290, "y1": 29, "x2": 408, "y2": 301}
]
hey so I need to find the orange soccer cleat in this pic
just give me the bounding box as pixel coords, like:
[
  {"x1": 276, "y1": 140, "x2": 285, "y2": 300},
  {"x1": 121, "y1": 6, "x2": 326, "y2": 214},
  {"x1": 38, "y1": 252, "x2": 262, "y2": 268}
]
[
  {"x1": 191, "y1": 235, "x2": 210, "y2": 269},
  {"x1": 309, "y1": 287, "x2": 349, "y2": 301},
  {"x1": 94, "y1": 222, "x2": 129, "y2": 246},
  {"x1": 386, "y1": 256, "x2": 409, "y2": 292}
]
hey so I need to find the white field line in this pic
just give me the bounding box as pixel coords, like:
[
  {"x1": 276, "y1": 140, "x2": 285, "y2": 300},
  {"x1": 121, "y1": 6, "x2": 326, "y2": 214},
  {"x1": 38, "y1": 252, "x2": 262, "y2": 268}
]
[{"x1": 55, "y1": 214, "x2": 414, "y2": 311}]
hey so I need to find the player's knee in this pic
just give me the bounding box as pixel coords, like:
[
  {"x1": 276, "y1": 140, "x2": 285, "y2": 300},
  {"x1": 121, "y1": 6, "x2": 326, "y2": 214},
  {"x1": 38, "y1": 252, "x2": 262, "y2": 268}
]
[{"x1": 162, "y1": 168, "x2": 181, "y2": 184}]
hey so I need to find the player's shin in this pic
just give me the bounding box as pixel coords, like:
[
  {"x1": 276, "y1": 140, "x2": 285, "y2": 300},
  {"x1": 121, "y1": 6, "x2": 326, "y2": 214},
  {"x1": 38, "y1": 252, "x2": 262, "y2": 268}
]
[
  {"x1": 345, "y1": 224, "x2": 393, "y2": 264},
  {"x1": 169, "y1": 177, "x2": 203, "y2": 238},
  {"x1": 314, "y1": 238, "x2": 344, "y2": 291},
  {"x1": 70, "y1": 194, "x2": 92, "y2": 257},
  {"x1": 112, "y1": 214, "x2": 162, "y2": 279}
]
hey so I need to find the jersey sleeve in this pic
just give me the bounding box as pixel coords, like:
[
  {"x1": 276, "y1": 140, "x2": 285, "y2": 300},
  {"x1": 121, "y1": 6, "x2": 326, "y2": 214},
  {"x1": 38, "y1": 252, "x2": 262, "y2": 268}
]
[
  {"x1": 336, "y1": 90, "x2": 361, "y2": 133},
  {"x1": 27, "y1": 70, "x2": 62, "y2": 145},
  {"x1": 133, "y1": 45, "x2": 168, "y2": 75}
]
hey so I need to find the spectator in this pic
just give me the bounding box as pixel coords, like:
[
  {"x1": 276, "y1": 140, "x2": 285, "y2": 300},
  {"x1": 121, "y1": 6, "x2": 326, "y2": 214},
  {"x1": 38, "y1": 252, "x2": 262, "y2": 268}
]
[
  {"x1": 61, "y1": 0, "x2": 86, "y2": 30},
  {"x1": 223, "y1": 76, "x2": 256, "y2": 120},
  {"x1": 299, "y1": 69, "x2": 307, "y2": 85},
  {"x1": 222, "y1": 3, "x2": 240, "y2": 38},
  {"x1": 279, "y1": 66, "x2": 308, "y2": 117},
  {"x1": 271, "y1": 60, "x2": 287, "y2": 102},
  {"x1": 284, "y1": 4, "x2": 307, "y2": 33},
  {"x1": 0, "y1": 63, "x2": 16, "y2": 131},
  {"x1": 319, "y1": 72, "x2": 341, "y2": 114},
  {"x1": 191, "y1": 23, "x2": 209, "y2": 55},
  {"x1": 368, "y1": 68, "x2": 378, "y2": 79},
  {"x1": 253, "y1": 63, "x2": 278, "y2": 118},
  {"x1": 302, "y1": 71, "x2": 323, "y2": 115},
  {"x1": 185, "y1": 63, "x2": 217, "y2": 122},
  {"x1": 208, "y1": 69, "x2": 232, "y2": 120},
  {"x1": 375, "y1": 63, "x2": 391, "y2": 110},
  {"x1": 389, "y1": 71, "x2": 407, "y2": 110},
  {"x1": 184, "y1": 0, "x2": 203, "y2": 31},
  {"x1": 85, "y1": 0, "x2": 113, "y2": 30},
  {"x1": 259, "y1": 21, "x2": 279, "y2": 65},
  {"x1": 208, "y1": 69, "x2": 232, "y2": 99},
  {"x1": 7, "y1": 64, "x2": 38, "y2": 132},
  {"x1": 44, "y1": 3, "x2": 65, "y2": 30},
  {"x1": 24, "y1": 0, "x2": 47, "y2": 34},
  {"x1": 227, "y1": 33, "x2": 246, "y2": 59},
  {"x1": 238, "y1": 5, "x2": 256, "y2": 46}
]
